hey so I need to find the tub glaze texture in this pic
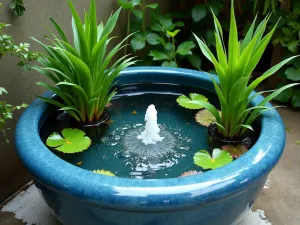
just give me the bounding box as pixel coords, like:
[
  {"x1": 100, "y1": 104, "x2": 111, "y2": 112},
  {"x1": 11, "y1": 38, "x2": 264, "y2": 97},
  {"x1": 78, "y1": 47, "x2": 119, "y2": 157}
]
[{"x1": 15, "y1": 67, "x2": 286, "y2": 225}]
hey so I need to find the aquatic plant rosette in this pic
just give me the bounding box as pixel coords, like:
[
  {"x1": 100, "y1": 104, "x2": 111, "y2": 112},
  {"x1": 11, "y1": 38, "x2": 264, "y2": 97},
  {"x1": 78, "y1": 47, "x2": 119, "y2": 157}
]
[{"x1": 15, "y1": 67, "x2": 286, "y2": 225}]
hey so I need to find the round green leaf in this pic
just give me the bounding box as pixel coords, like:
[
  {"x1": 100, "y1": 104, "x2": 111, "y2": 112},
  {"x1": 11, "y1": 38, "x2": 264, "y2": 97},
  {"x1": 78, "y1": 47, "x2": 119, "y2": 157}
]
[
  {"x1": 211, "y1": 149, "x2": 233, "y2": 168},
  {"x1": 146, "y1": 33, "x2": 160, "y2": 45},
  {"x1": 159, "y1": 18, "x2": 174, "y2": 31},
  {"x1": 130, "y1": 35, "x2": 146, "y2": 52},
  {"x1": 131, "y1": 0, "x2": 141, "y2": 6},
  {"x1": 164, "y1": 43, "x2": 175, "y2": 57},
  {"x1": 46, "y1": 128, "x2": 91, "y2": 154},
  {"x1": 176, "y1": 41, "x2": 196, "y2": 56},
  {"x1": 188, "y1": 54, "x2": 202, "y2": 69},
  {"x1": 194, "y1": 149, "x2": 233, "y2": 170},
  {"x1": 195, "y1": 109, "x2": 217, "y2": 127},
  {"x1": 149, "y1": 50, "x2": 168, "y2": 61},
  {"x1": 151, "y1": 23, "x2": 163, "y2": 32},
  {"x1": 194, "y1": 150, "x2": 212, "y2": 169},
  {"x1": 285, "y1": 67, "x2": 300, "y2": 81},
  {"x1": 146, "y1": 3, "x2": 158, "y2": 9},
  {"x1": 132, "y1": 9, "x2": 143, "y2": 19},
  {"x1": 192, "y1": 5, "x2": 207, "y2": 22},
  {"x1": 162, "y1": 61, "x2": 178, "y2": 68},
  {"x1": 46, "y1": 133, "x2": 66, "y2": 147},
  {"x1": 292, "y1": 89, "x2": 300, "y2": 108},
  {"x1": 176, "y1": 93, "x2": 208, "y2": 109},
  {"x1": 117, "y1": 0, "x2": 134, "y2": 9}
]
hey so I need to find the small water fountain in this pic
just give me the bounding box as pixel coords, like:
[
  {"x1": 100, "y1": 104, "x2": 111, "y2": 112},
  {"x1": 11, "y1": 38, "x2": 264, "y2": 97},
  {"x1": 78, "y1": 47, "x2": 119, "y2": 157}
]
[
  {"x1": 137, "y1": 104, "x2": 164, "y2": 145},
  {"x1": 123, "y1": 104, "x2": 176, "y2": 158}
]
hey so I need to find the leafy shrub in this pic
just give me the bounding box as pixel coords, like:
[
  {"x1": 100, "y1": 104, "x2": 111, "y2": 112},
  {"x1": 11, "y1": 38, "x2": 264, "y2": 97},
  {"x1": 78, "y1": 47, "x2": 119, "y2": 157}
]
[{"x1": 178, "y1": 0, "x2": 298, "y2": 138}]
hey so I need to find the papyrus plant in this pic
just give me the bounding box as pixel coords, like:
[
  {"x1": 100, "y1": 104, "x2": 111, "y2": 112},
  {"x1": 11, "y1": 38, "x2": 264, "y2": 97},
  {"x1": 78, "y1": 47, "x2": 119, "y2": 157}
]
[
  {"x1": 190, "y1": 0, "x2": 298, "y2": 138},
  {"x1": 33, "y1": 0, "x2": 136, "y2": 124}
]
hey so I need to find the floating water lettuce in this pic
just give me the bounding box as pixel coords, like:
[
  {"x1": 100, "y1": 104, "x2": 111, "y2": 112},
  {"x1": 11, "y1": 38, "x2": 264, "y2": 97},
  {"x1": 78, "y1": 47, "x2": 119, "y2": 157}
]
[
  {"x1": 222, "y1": 144, "x2": 248, "y2": 159},
  {"x1": 93, "y1": 170, "x2": 115, "y2": 176},
  {"x1": 194, "y1": 149, "x2": 233, "y2": 170},
  {"x1": 46, "y1": 128, "x2": 91, "y2": 153},
  {"x1": 176, "y1": 93, "x2": 208, "y2": 110},
  {"x1": 195, "y1": 109, "x2": 219, "y2": 127}
]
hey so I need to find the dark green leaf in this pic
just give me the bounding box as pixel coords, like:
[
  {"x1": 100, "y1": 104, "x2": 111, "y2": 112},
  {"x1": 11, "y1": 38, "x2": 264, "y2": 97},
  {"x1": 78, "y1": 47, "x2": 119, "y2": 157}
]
[
  {"x1": 285, "y1": 67, "x2": 300, "y2": 81},
  {"x1": 162, "y1": 61, "x2": 178, "y2": 68},
  {"x1": 132, "y1": 9, "x2": 143, "y2": 19},
  {"x1": 164, "y1": 43, "x2": 175, "y2": 56},
  {"x1": 188, "y1": 54, "x2": 202, "y2": 69},
  {"x1": 130, "y1": 35, "x2": 146, "y2": 52},
  {"x1": 287, "y1": 40, "x2": 299, "y2": 53},
  {"x1": 149, "y1": 50, "x2": 168, "y2": 61},
  {"x1": 176, "y1": 41, "x2": 196, "y2": 56},
  {"x1": 192, "y1": 5, "x2": 207, "y2": 22},
  {"x1": 10, "y1": 0, "x2": 26, "y2": 16},
  {"x1": 146, "y1": 3, "x2": 158, "y2": 9},
  {"x1": 159, "y1": 18, "x2": 174, "y2": 31},
  {"x1": 175, "y1": 22, "x2": 184, "y2": 27},
  {"x1": 117, "y1": 0, "x2": 134, "y2": 9},
  {"x1": 146, "y1": 33, "x2": 160, "y2": 45},
  {"x1": 151, "y1": 23, "x2": 163, "y2": 32},
  {"x1": 293, "y1": 58, "x2": 300, "y2": 70}
]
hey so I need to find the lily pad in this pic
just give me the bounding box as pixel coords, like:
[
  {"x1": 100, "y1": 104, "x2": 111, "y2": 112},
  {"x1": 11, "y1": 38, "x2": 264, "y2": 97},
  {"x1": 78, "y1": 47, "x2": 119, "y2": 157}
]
[
  {"x1": 194, "y1": 149, "x2": 233, "y2": 170},
  {"x1": 195, "y1": 109, "x2": 218, "y2": 127},
  {"x1": 93, "y1": 170, "x2": 115, "y2": 176},
  {"x1": 46, "y1": 128, "x2": 91, "y2": 154},
  {"x1": 222, "y1": 144, "x2": 248, "y2": 159},
  {"x1": 176, "y1": 93, "x2": 208, "y2": 110}
]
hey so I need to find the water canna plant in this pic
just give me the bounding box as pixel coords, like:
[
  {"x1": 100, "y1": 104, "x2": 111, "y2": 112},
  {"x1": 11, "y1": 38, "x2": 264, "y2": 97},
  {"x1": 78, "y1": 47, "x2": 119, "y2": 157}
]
[
  {"x1": 179, "y1": 0, "x2": 299, "y2": 139},
  {"x1": 32, "y1": 0, "x2": 137, "y2": 124}
]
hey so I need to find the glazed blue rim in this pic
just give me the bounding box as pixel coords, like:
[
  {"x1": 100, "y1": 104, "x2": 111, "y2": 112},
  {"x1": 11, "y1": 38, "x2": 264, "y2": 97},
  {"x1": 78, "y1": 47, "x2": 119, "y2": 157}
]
[{"x1": 15, "y1": 67, "x2": 285, "y2": 211}]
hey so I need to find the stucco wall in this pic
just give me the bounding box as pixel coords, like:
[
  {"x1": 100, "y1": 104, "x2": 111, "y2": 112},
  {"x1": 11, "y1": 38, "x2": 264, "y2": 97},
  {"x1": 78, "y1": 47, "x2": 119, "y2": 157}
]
[{"x1": 0, "y1": 0, "x2": 124, "y2": 202}]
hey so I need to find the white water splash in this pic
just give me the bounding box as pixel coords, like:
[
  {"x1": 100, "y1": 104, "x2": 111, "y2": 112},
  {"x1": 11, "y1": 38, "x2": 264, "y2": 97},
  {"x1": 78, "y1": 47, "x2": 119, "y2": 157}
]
[{"x1": 137, "y1": 104, "x2": 164, "y2": 145}]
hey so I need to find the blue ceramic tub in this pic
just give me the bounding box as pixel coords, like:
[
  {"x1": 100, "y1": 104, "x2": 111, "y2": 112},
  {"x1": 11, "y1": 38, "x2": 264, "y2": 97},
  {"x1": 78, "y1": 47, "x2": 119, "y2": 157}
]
[{"x1": 15, "y1": 67, "x2": 285, "y2": 225}]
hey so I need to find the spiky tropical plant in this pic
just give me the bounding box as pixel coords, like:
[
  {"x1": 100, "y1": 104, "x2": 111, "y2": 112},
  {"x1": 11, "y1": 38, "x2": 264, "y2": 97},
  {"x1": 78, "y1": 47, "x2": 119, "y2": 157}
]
[
  {"x1": 33, "y1": 0, "x2": 136, "y2": 124},
  {"x1": 178, "y1": 0, "x2": 298, "y2": 138}
]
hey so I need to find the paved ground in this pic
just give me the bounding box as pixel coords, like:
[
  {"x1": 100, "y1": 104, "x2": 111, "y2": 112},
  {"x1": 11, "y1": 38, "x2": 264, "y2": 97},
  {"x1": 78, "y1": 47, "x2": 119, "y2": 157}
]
[{"x1": 0, "y1": 107, "x2": 299, "y2": 225}]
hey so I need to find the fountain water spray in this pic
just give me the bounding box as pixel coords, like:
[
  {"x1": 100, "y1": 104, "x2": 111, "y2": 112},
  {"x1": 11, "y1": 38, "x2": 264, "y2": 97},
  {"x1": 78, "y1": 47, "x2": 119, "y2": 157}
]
[
  {"x1": 122, "y1": 104, "x2": 176, "y2": 158},
  {"x1": 137, "y1": 104, "x2": 164, "y2": 145}
]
